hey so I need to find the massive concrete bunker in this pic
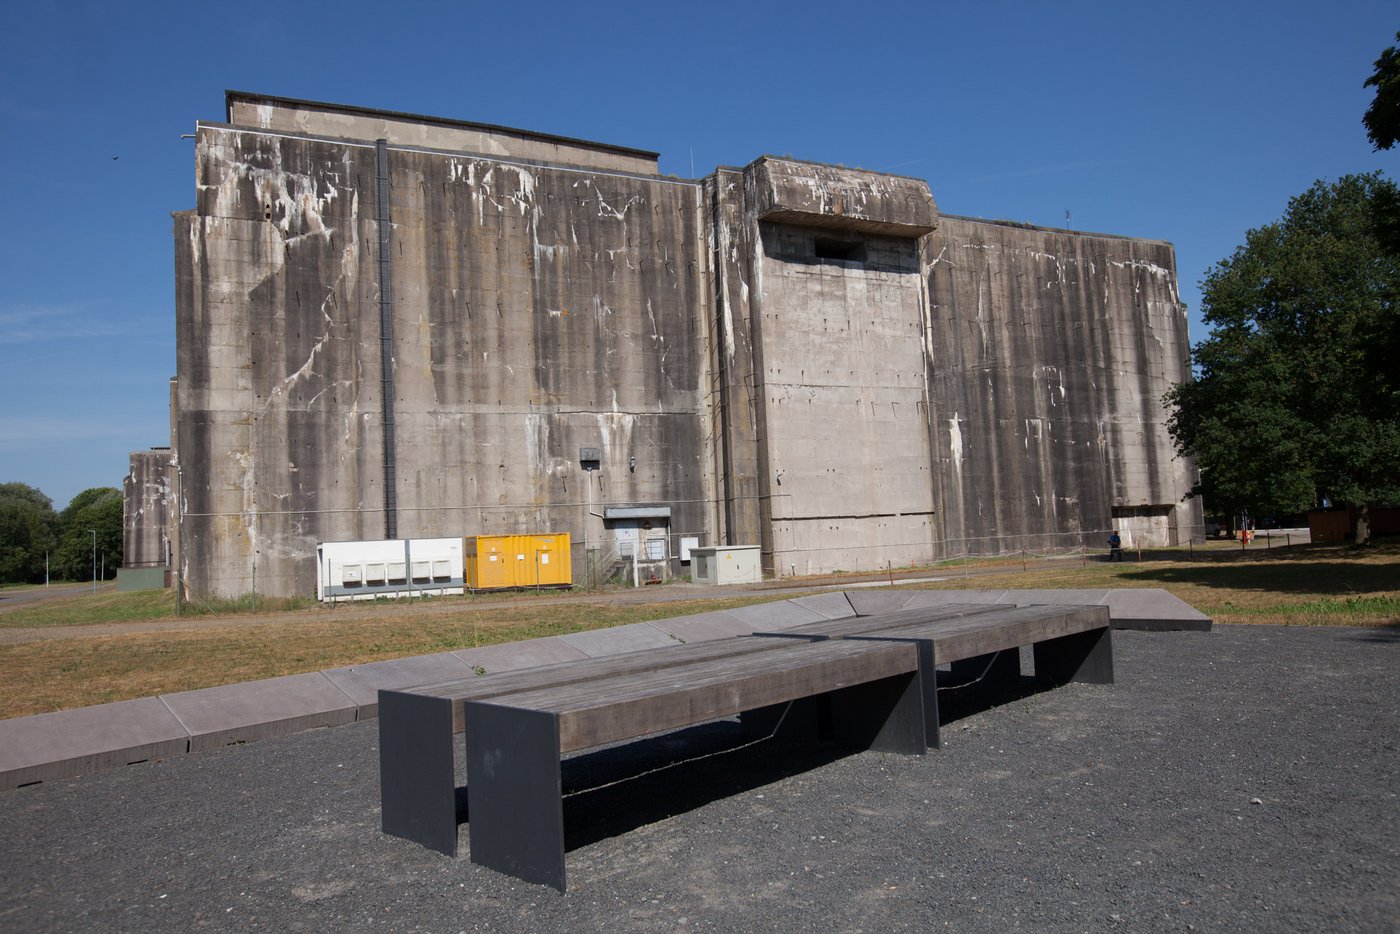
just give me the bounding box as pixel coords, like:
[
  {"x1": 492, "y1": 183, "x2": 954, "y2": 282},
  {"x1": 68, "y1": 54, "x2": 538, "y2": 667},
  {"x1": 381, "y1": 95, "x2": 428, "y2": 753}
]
[{"x1": 140, "y1": 91, "x2": 1198, "y2": 598}]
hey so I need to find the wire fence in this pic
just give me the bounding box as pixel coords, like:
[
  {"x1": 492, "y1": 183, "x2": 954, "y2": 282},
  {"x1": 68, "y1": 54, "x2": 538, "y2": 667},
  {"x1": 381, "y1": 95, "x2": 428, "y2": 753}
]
[
  {"x1": 155, "y1": 471, "x2": 1329, "y2": 604},
  {"x1": 160, "y1": 507, "x2": 1313, "y2": 608}
]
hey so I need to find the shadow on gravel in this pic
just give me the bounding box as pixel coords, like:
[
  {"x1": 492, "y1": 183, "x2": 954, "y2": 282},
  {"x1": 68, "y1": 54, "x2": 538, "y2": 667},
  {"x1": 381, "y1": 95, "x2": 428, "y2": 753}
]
[
  {"x1": 557, "y1": 722, "x2": 849, "y2": 852},
  {"x1": 1343, "y1": 620, "x2": 1400, "y2": 643},
  {"x1": 938, "y1": 674, "x2": 1065, "y2": 728},
  {"x1": 527, "y1": 672, "x2": 1075, "y2": 853}
]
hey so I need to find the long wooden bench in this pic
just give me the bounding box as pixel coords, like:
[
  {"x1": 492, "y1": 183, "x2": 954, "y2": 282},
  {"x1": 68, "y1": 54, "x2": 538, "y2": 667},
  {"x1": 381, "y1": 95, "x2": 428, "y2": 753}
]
[
  {"x1": 752, "y1": 603, "x2": 1114, "y2": 748},
  {"x1": 460, "y1": 638, "x2": 927, "y2": 892},
  {"x1": 379, "y1": 601, "x2": 1114, "y2": 892},
  {"x1": 376, "y1": 620, "x2": 979, "y2": 858}
]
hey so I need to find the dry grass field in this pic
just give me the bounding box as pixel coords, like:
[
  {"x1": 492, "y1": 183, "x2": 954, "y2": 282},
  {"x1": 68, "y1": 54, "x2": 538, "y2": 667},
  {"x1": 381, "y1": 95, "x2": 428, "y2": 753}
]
[{"x1": 0, "y1": 539, "x2": 1394, "y2": 720}]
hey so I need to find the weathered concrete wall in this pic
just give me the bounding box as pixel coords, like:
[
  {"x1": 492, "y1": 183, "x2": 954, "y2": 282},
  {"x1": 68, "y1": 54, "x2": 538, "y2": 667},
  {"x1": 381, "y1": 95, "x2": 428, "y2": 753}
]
[
  {"x1": 122, "y1": 449, "x2": 172, "y2": 568},
  {"x1": 384, "y1": 147, "x2": 710, "y2": 554},
  {"x1": 175, "y1": 126, "x2": 388, "y2": 597},
  {"x1": 167, "y1": 95, "x2": 1199, "y2": 596},
  {"x1": 703, "y1": 168, "x2": 767, "y2": 555},
  {"x1": 748, "y1": 157, "x2": 938, "y2": 237},
  {"x1": 708, "y1": 159, "x2": 940, "y2": 574},
  {"x1": 176, "y1": 116, "x2": 708, "y2": 597},
  {"x1": 924, "y1": 217, "x2": 1199, "y2": 551},
  {"x1": 227, "y1": 92, "x2": 659, "y2": 176}
]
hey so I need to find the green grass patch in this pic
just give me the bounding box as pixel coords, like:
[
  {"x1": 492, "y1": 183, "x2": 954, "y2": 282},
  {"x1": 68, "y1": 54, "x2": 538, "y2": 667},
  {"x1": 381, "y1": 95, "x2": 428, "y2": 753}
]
[
  {"x1": 0, "y1": 589, "x2": 175, "y2": 628},
  {"x1": 1209, "y1": 594, "x2": 1400, "y2": 627},
  {"x1": 0, "y1": 590, "x2": 802, "y2": 718}
]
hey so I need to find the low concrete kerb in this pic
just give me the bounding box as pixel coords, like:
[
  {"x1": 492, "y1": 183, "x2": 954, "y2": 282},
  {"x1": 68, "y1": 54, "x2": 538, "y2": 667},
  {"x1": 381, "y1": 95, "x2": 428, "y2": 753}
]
[{"x1": 0, "y1": 587, "x2": 1208, "y2": 790}]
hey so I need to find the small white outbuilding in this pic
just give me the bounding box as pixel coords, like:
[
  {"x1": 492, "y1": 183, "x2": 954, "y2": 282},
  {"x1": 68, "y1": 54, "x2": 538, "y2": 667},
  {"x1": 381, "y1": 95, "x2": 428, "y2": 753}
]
[{"x1": 689, "y1": 545, "x2": 762, "y2": 585}]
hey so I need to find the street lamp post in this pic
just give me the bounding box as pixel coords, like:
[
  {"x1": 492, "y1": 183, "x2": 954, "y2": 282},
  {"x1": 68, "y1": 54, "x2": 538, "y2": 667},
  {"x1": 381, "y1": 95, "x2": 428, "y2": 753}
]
[{"x1": 89, "y1": 529, "x2": 97, "y2": 593}]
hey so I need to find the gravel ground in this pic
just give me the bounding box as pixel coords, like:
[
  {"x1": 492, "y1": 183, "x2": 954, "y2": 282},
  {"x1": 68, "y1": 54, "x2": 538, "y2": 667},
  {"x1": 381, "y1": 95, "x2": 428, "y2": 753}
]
[{"x1": 1, "y1": 624, "x2": 1396, "y2": 933}]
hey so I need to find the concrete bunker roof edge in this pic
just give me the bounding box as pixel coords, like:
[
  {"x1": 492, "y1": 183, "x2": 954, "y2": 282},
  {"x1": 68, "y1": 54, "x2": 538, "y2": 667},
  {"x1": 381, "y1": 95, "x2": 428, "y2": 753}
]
[{"x1": 225, "y1": 89, "x2": 661, "y2": 162}]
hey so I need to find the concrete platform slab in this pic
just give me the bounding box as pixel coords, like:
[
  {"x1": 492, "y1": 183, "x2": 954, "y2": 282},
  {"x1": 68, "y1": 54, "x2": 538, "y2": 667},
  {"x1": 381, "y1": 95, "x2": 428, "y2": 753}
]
[
  {"x1": 161, "y1": 673, "x2": 358, "y2": 753},
  {"x1": 560, "y1": 623, "x2": 680, "y2": 657},
  {"x1": 724, "y1": 601, "x2": 829, "y2": 630},
  {"x1": 866, "y1": 588, "x2": 1211, "y2": 630},
  {"x1": 789, "y1": 592, "x2": 857, "y2": 620},
  {"x1": 1100, "y1": 588, "x2": 1212, "y2": 630},
  {"x1": 843, "y1": 591, "x2": 917, "y2": 617},
  {"x1": 452, "y1": 637, "x2": 589, "y2": 675},
  {"x1": 900, "y1": 590, "x2": 1007, "y2": 608},
  {"x1": 647, "y1": 611, "x2": 755, "y2": 642},
  {"x1": 0, "y1": 697, "x2": 190, "y2": 789},
  {"x1": 996, "y1": 589, "x2": 1111, "y2": 607},
  {"x1": 322, "y1": 652, "x2": 473, "y2": 719}
]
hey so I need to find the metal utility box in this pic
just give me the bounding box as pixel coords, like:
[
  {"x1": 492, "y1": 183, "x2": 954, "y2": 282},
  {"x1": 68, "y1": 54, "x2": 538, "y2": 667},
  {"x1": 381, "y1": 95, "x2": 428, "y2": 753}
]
[
  {"x1": 465, "y1": 533, "x2": 573, "y2": 590},
  {"x1": 690, "y1": 545, "x2": 762, "y2": 585},
  {"x1": 316, "y1": 537, "x2": 465, "y2": 602}
]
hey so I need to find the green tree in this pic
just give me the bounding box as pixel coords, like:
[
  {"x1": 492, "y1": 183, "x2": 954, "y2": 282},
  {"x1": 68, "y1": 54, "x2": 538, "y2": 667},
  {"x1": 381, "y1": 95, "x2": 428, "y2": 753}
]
[
  {"x1": 1165, "y1": 173, "x2": 1400, "y2": 544},
  {"x1": 1364, "y1": 31, "x2": 1400, "y2": 151},
  {"x1": 54, "y1": 487, "x2": 123, "y2": 581},
  {"x1": 1364, "y1": 31, "x2": 1400, "y2": 259},
  {"x1": 0, "y1": 483, "x2": 59, "y2": 584}
]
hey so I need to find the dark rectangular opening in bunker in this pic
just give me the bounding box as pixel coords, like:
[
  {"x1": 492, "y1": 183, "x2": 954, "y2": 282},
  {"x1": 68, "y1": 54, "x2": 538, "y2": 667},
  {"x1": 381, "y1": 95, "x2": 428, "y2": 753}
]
[{"x1": 814, "y1": 238, "x2": 867, "y2": 263}]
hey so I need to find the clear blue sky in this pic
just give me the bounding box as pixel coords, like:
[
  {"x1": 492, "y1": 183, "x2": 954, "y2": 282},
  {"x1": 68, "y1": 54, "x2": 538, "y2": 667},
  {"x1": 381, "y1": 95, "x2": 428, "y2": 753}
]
[{"x1": 2, "y1": 0, "x2": 1396, "y2": 510}]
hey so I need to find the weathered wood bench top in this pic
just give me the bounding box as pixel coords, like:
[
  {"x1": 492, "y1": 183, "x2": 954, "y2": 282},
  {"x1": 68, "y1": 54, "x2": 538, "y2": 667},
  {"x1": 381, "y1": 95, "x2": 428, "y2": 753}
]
[
  {"x1": 777, "y1": 601, "x2": 1004, "y2": 635},
  {"x1": 765, "y1": 604, "x2": 1112, "y2": 664},
  {"x1": 462, "y1": 636, "x2": 929, "y2": 891},
  {"x1": 393, "y1": 634, "x2": 825, "y2": 732},
  {"x1": 756, "y1": 602, "x2": 1114, "y2": 751},
  {"x1": 464, "y1": 638, "x2": 922, "y2": 754}
]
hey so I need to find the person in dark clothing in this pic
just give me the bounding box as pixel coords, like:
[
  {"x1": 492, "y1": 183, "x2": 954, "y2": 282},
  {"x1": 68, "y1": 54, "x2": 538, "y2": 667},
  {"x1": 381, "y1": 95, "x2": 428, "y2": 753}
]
[{"x1": 1107, "y1": 531, "x2": 1123, "y2": 562}]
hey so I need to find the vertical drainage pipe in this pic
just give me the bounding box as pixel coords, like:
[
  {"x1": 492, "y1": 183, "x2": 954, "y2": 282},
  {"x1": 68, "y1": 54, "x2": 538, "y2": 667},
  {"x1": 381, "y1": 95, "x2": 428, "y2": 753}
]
[{"x1": 376, "y1": 139, "x2": 399, "y2": 540}]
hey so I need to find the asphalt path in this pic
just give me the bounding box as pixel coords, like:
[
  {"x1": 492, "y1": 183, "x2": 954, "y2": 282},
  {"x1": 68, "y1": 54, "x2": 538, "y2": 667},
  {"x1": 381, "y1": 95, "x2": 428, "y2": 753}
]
[
  {"x1": 1, "y1": 623, "x2": 1395, "y2": 932},
  {"x1": 0, "y1": 581, "x2": 112, "y2": 611}
]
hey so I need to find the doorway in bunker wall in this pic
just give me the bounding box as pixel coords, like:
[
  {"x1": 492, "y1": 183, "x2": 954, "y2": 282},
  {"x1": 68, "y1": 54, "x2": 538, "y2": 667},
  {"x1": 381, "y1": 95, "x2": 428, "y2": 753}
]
[{"x1": 603, "y1": 504, "x2": 672, "y2": 584}]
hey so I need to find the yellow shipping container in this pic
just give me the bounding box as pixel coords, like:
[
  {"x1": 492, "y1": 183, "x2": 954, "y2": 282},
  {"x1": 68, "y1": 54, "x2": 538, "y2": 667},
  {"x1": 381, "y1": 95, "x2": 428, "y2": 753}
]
[{"x1": 464, "y1": 533, "x2": 572, "y2": 590}]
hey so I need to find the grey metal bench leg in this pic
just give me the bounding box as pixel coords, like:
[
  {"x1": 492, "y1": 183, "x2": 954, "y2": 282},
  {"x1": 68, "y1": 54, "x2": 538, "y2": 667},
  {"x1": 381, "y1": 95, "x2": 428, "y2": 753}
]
[
  {"x1": 379, "y1": 690, "x2": 458, "y2": 856},
  {"x1": 463, "y1": 704, "x2": 566, "y2": 892},
  {"x1": 1034, "y1": 626, "x2": 1114, "y2": 685},
  {"x1": 916, "y1": 642, "x2": 942, "y2": 749},
  {"x1": 847, "y1": 637, "x2": 941, "y2": 748},
  {"x1": 828, "y1": 671, "x2": 926, "y2": 755}
]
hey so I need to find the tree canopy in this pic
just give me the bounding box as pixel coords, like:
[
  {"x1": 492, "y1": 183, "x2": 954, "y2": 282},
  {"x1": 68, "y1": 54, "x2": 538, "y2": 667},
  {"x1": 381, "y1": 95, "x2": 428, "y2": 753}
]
[
  {"x1": 1164, "y1": 173, "x2": 1400, "y2": 541},
  {"x1": 1364, "y1": 31, "x2": 1400, "y2": 152},
  {"x1": 0, "y1": 483, "x2": 59, "y2": 584},
  {"x1": 53, "y1": 487, "x2": 124, "y2": 582},
  {"x1": 0, "y1": 483, "x2": 123, "y2": 584}
]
